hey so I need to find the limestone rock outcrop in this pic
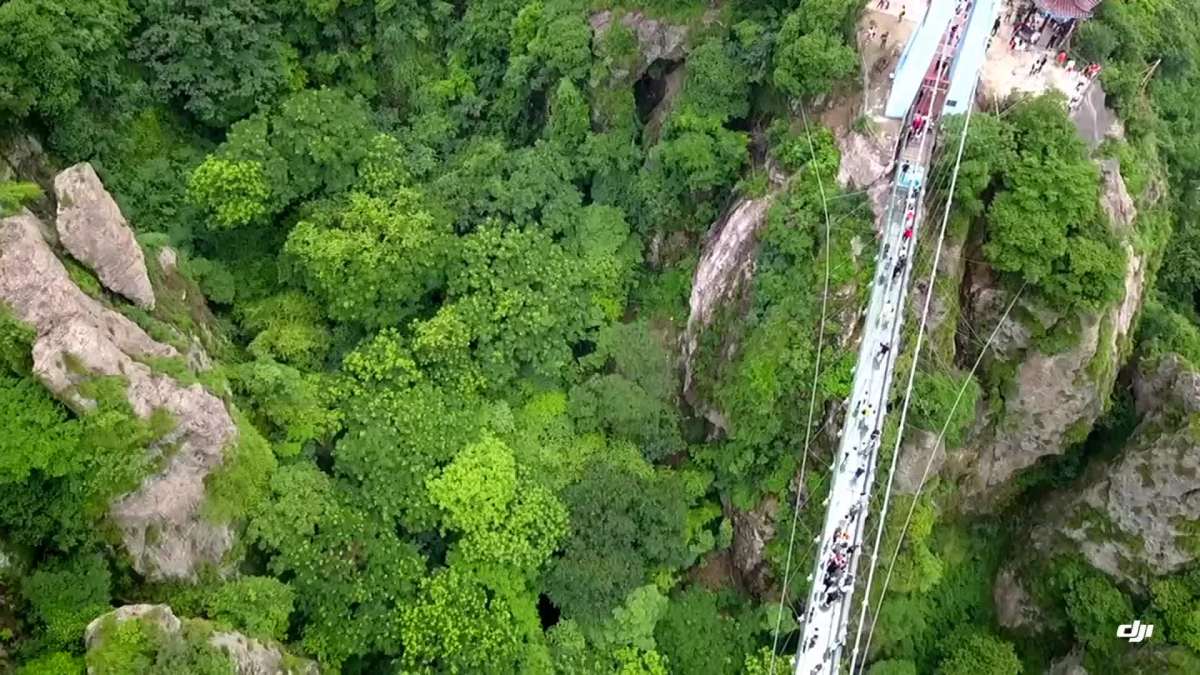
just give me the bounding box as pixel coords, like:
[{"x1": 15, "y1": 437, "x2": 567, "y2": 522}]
[
  {"x1": 86, "y1": 604, "x2": 318, "y2": 675},
  {"x1": 1098, "y1": 159, "x2": 1137, "y2": 233},
  {"x1": 54, "y1": 162, "x2": 155, "y2": 309},
  {"x1": 590, "y1": 10, "x2": 688, "y2": 81},
  {"x1": 1035, "y1": 355, "x2": 1200, "y2": 583},
  {"x1": 835, "y1": 126, "x2": 898, "y2": 219},
  {"x1": 894, "y1": 429, "x2": 946, "y2": 495},
  {"x1": 725, "y1": 495, "x2": 779, "y2": 597},
  {"x1": 993, "y1": 566, "x2": 1042, "y2": 631},
  {"x1": 682, "y1": 196, "x2": 773, "y2": 432},
  {"x1": 0, "y1": 211, "x2": 234, "y2": 580}
]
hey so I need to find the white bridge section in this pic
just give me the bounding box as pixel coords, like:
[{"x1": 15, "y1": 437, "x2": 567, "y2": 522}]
[
  {"x1": 884, "y1": 0, "x2": 957, "y2": 118},
  {"x1": 944, "y1": 0, "x2": 999, "y2": 115},
  {"x1": 791, "y1": 0, "x2": 997, "y2": 672}
]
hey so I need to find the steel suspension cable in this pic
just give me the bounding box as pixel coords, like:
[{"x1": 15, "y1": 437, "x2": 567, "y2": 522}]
[
  {"x1": 859, "y1": 282, "x2": 1026, "y2": 661},
  {"x1": 769, "y1": 103, "x2": 837, "y2": 675}
]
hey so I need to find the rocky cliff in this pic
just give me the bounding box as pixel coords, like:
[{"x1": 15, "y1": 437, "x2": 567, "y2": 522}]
[
  {"x1": 0, "y1": 167, "x2": 236, "y2": 580},
  {"x1": 1035, "y1": 355, "x2": 1200, "y2": 584},
  {"x1": 948, "y1": 160, "x2": 1147, "y2": 505}
]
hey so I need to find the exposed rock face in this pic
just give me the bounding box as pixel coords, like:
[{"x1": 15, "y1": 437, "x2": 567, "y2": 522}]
[
  {"x1": 1098, "y1": 159, "x2": 1137, "y2": 233},
  {"x1": 1037, "y1": 355, "x2": 1200, "y2": 584},
  {"x1": 86, "y1": 605, "x2": 318, "y2": 675},
  {"x1": 894, "y1": 429, "x2": 945, "y2": 495},
  {"x1": 590, "y1": 10, "x2": 688, "y2": 81},
  {"x1": 210, "y1": 631, "x2": 319, "y2": 675},
  {"x1": 682, "y1": 196, "x2": 773, "y2": 431},
  {"x1": 835, "y1": 126, "x2": 898, "y2": 220},
  {"x1": 54, "y1": 162, "x2": 155, "y2": 309},
  {"x1": 967, "y1": 308, "x2": 1106, "y2": 496},
  {"x1": 1047, "y1": 649, "x2": 1089, "y2": 675},
  {"x1": 725, "y1": 495, "x2": 779, "y2": 597},
  {"x1": 0, "y1": 211, "x2": 234, "y2": 580},
  {"x1": 993, "y1": 566, "x2": 1042, "y2": 631}
]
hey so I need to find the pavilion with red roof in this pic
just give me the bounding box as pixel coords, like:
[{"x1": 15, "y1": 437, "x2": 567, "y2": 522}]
[{"x1": 1033, "y1": 0, "x2": 1101, "y2": 21}]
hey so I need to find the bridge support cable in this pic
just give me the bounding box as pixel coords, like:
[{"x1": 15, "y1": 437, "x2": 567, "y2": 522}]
[
  {"x1": 768, "y1": 104, "x2": 837, "y2": 675},
  {"x1": 847, "y1": 95, "x2": 978, "y2": 675},
  {"x1": 859, "y1": 282, "x2": 1026, "y2": 663}
]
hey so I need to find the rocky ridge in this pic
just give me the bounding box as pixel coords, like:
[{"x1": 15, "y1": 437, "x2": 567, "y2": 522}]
[
  {"x1": 0, "y1": 166, "x2": 236, "y2": 581},
  {"x1": 954, "y1": 160, "x2": 1147, "y2": 503}
]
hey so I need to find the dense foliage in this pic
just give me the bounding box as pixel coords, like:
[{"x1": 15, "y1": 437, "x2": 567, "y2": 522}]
[{"x1": 1, "y1": 0, "x2": 1199, "y2": 673}]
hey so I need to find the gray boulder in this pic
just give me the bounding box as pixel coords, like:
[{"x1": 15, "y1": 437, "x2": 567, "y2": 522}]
[
  {"x1": 0, "y1": 211, "x2": 235, "y2": 580},
  {"x1": 992, "y1": 566, "x2": 1042, "y2": 631},
  {"x1": 210, "y1": 631, "x2": 319, "y2": 675},
  {"x1": 894, "y1": 429, "x2": 946, "y2": 495},
  {"x1": 1047, "y1": 649, "x2": 1089, "y2": 675},
  {"x1": 54, "y1": 162, "x2": 155, "y2": 309},
  {"x1": 86, "y1": 604, "x2": 318, "y2": 675}
]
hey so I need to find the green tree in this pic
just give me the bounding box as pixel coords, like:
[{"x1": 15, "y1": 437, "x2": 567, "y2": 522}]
[
  {"x1": 936, "y1": 631, "x2": 1021, "y2": 675},
  {"x1": 0, "y1": 374, "x2": 81, "y2": 484},
  {"x1": 22, "y1": 553, "x2": 112, "y2": 649},
  {"x1": 283, "y1": 188, "x2": 452, "y2": 328},
  {"x1": 204, "y1": 576, "x2": 294, "y2": 642},
  {"x1": 1050, "y1": 559, "x2": 1134, "y2": 657},
  {"x1": 0, "y1": 0, "x2": 133, "y2": 119},
  {"x1": 427, "y1": 434, "x2": 568, "y2": 572},
  {"x1": 232, "y1": 359, "x2": 340, "y2": 457},
  {"x1": 0, "y1": 181, "x2": 42, "y2": 216},
  {"x1": 398, "y1": 566, "x2": 527, "y2": 674},
  {"x1": 192, "y1": 87, "x2": 376, "y2": 224},
  {"x1": 678, "y1": 38, "x2": 751, "y2": 122},
  {"x1": 187, "y1": 158, "x2": 270, "y2": 230},
  {"x1": 651, "y1": 112, "x2": 748, "y2": 204},
  {"x1": 133, "y1": 0, "x2": 297, "y2": 127},
  {"x1": 547, "y1": 79, "x2": 590, "y2": 150},
  {"x1": 17, "y1": 652, "x2": 83, "y2": 675},
  {"x1": 974, "y1": 95, "x2": 1125, "y2": 310},
  {"x1": 910, "y1": 370, "x2": 980, "y2": 449},
  {"x1": 1151, "y1": 568, "x2": 1200, "y2": 651},
  {"x1": 546, "y1": 461, "x2": 689, "y2": 624},
  {"x1": 653, "y1": 588, "x2": 753, "y2": 675},
  {"x1": 430, "y1": 218, "x2": 635, "y2": 389},
  {"x1": 248, "y1": 463, "x2": 425, "y2": 667},
  {"x1": 235, "y1": 291, "x2": 332, "y2": 369},
  {"x1": 868, "y1": 659, "x2": 919, "y2": 675},
  {"x1": 773, "y1": 26, "x2": 856, "y2": 100}
]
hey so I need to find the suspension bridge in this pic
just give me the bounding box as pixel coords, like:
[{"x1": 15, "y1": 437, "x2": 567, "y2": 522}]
[{"x1": 771, "y1": 0, "x2": 1001, "y2": 672}]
